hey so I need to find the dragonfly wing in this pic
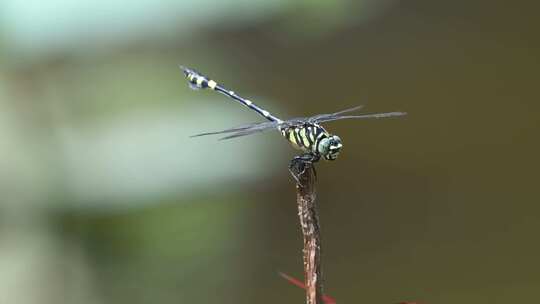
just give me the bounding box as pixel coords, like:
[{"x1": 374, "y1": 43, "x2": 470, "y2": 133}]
[
  {"x1": 278, "y1": 118, "x2": 310, "y2": 129},
  {"x1": 308, "y1": 105, "x2": 365, "y2": 123},
  {"x1": 190, "y1": 121, "x2": 279, "y2": 138},
  {"x1": 327, "y1": 105, "x2": 365, "y2": 116},
  {"x1": 314, "y1": 111, "x2": 407, "y2": 123},
  {"x1": 218, "y1": 123, "x2": 281, "y2": 140},
  {"x1": 215, "y1": 118, "x2": 308, "y2": 140}
]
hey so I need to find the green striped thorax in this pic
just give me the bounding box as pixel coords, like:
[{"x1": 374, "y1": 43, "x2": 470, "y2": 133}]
[
  {"x1": 318, "y1": 135, "x2": 342, "y2": 160},
  {"x1": 281, "y1": 125, "x2": 343, "y2": 161}
]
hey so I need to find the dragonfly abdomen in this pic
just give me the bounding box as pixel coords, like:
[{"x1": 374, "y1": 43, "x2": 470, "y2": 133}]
[{"x1": 181, "y1": 66, "x2": 282, "y2": 123}]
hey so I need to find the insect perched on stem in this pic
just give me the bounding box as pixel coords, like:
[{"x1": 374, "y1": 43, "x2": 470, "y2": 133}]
[{"x1": 181, "y1": 66, "x2": 406, "y2": 164}]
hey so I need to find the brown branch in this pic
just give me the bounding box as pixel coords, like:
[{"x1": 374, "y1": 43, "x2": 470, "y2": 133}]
[{"x1": 291, "y1": 159, "x2": 324, "y2": 304}]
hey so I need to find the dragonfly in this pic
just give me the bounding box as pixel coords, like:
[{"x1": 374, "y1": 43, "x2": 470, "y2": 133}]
[{"x1": 181, "y1": 66, "x2": 406, "y2": 164}]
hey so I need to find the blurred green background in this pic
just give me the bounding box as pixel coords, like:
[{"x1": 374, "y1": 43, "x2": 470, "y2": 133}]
[{"x1": 1, "y1": 1, "x2": 538, "y2": 303}]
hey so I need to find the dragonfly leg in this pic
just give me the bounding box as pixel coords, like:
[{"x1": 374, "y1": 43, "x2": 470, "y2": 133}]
[{"x1": 289, "y1": 153, "x2": 319, "y2": 185}]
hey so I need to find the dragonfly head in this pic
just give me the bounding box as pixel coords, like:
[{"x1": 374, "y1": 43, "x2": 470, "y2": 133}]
[{"x1": 319, "y1": 135, "x2": 342, "y2": 161}]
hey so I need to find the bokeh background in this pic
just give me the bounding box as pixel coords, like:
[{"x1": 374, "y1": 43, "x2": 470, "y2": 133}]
[{"x1": 1, "y1": 1, "x2": 539, "y2": 303}]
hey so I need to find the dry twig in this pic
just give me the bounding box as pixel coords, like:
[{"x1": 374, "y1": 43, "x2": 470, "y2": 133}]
[{"x1": 290, "y1": 158, "x2": 324, "y2": 304}]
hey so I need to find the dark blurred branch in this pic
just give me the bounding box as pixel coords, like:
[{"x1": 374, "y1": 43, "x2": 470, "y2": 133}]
[{"x1": 290, "y1": 158, "x2": 324, "y2": 304}]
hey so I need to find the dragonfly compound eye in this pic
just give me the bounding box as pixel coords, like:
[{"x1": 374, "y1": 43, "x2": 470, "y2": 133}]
[
  {"x1": 326, "y1": 135, "x2": 342, "y2": 160},
  {"x1": 317, "y1": 135, "x2": 341, "y2": 160}
]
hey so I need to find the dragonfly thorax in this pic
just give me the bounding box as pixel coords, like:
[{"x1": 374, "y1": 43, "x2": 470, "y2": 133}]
[{"x1": 280, "y1": 124, "x2": 342, "y2": 161}]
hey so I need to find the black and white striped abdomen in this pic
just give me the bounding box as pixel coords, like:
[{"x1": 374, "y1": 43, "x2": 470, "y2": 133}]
[
  {"x1": 280, "y1": 123, "x2": 329, "y2": 154},
  {"x1": 181, "y1": 66, "x2": 282, "y2": 123}
]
